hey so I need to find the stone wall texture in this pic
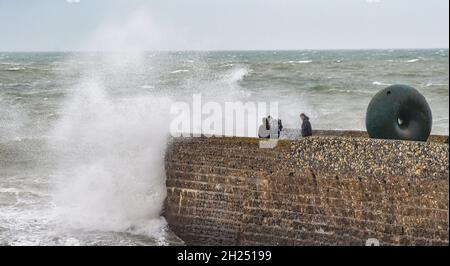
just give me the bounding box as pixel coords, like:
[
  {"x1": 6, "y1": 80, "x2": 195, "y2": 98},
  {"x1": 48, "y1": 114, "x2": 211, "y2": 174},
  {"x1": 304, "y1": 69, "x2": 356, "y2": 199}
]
[{"x1": 164, "y1": 132, "x2": 449, "y2": 246}]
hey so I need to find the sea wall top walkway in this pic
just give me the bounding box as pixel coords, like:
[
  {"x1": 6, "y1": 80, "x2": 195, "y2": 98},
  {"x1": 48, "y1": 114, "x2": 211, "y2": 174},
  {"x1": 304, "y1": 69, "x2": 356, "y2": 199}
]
[{"x1": 163, "y1": 130, "x2": 449, "y2": 246}]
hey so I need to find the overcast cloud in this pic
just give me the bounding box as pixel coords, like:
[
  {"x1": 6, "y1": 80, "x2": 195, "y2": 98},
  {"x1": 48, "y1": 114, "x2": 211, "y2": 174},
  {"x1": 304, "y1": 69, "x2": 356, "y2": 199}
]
[{"x1": 0, "y1": 0, "x2": 448, "y2": 51}]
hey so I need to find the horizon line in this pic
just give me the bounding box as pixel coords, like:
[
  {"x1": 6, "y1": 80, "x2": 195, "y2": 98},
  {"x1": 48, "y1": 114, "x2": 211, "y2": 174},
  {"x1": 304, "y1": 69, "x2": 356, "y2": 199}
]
[{"x1": 0, "y1": 47, "x2": 448, "y2": 53}]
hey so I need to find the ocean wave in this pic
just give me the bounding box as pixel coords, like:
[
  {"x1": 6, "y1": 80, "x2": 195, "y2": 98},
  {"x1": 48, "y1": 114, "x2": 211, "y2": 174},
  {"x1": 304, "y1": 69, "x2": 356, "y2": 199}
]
[
  {"x1": 51, "y1": 79, "x2": 170, "y2": 238},
  {"x1": 327, "y1": 88, "x2": 374, "y2": 94},
  {"x1": 434, "y1": 117, "x2": 449, "y2": 122},
  {"x1": 406, "y1": 59, "x2": 420, "y2": 63},
  {"x1": 0, "y1": 187, "x2": 22, "y2": 194},
  {"x1": 224, "y1": 67, "x2": 249, "y2": 83},
  {"x1": 171, "y1": 69, "x2": 189, "y2": 74},
  {"x1": 283, "y1": 60, "x2": 312, "y2": 64},
  {"x1": 222, "y1": 63, "x2": 235, "y2": 67},
  {"x1": 211, "y1": 67, "x2": 252, "y2": 99},
  {"x1": 435, "y1": 50, "x2": 448, "y2": 57},
  {"x1": 3, "y1": 67, "x2": 26, "y2": 71},
  {"x1": 306, "y1": 85, "x2": 374, "y2": 95},
  {"x1": 0, "y1": 187, "x2": 47, "y2": 198},
  {"x1": 372, "y1": 81, "x2": 392, "y2": 86},
  {"x1": 308, "y1": 85, "x2": 332, "y2": 91},
  {"x1": 141, "y1": 84, "x2": 155, "y2": 89},
  {"x1": 12, "y1": 135, "x2": 47, "y2": 142},
  {"x1": 425, "y1": 82, "x2": 449, "y2": 87}
]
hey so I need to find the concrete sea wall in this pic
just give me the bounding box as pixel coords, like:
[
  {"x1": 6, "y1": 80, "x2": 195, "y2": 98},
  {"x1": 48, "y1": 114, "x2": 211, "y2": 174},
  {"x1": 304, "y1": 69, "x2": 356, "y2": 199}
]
[{"x1": 163, "y1": 131, "x2": 449, "y2": 246}]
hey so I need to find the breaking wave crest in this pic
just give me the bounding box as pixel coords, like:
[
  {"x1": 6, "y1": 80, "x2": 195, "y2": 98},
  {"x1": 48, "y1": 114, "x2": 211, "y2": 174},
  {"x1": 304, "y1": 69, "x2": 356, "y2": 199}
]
[{"x1": 50, "y1": 78, "x2": 171, "y2": 242}]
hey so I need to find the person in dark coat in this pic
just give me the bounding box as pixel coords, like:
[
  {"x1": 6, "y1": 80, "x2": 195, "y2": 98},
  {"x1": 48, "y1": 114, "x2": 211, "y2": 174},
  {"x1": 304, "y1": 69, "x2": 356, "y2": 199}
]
[
  {"x1": 258, "y1": 117, "x2": 271, "y2": 138},
  {"x1": 300, "y1": 113, "x2": 312, "y2": 137},
  {"x1": 277, "y1": 119, "x2": 283, "y2": 138}
]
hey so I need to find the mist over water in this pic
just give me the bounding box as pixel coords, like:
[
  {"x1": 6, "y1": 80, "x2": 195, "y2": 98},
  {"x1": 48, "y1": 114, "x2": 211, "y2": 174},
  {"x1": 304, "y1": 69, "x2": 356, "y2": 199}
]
[{"x1": 0, "y1": 11, "x2": 448, "y2": 245}]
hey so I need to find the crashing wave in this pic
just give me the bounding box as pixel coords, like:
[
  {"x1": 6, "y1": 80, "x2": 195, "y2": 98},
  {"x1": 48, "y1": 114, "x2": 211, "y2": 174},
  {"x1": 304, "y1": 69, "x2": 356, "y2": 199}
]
[{"x1": 171, "y1": 69, "x2": 189, "y2": 74}]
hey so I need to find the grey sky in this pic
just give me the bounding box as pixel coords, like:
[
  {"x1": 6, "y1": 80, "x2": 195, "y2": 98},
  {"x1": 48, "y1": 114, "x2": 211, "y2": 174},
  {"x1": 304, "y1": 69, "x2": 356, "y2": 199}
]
[{"x1": 0, "y1": 0, "x2": 448, "y2": 51}]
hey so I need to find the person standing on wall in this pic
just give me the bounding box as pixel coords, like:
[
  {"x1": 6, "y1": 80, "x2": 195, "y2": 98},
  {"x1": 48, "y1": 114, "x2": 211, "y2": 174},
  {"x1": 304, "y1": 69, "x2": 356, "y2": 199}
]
[
  {"x1": 300, "y1": 113, "x2": 312, "y2": 137},
  {"x1": 258, "y1": 115, "x2": 283, "y2": 139},
  {"x1": 277, "y1": 119, "x2": 283, "y2": 138},
  {"x1": 258, "y1": 117, "x2": 271, "y2": 138}
]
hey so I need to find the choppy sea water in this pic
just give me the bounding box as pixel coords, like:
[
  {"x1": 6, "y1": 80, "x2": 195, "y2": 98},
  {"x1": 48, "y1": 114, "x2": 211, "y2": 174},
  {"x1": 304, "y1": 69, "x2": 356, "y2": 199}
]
[{"x1": 0, "y1": 50, "x2": 448, "y2": 245}]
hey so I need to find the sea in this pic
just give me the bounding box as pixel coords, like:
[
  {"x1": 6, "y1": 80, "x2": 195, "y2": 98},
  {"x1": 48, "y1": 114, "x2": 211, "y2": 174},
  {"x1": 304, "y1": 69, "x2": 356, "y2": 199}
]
[{"x1": 0, "y1": 50, "x2": 448, "y2": 245}]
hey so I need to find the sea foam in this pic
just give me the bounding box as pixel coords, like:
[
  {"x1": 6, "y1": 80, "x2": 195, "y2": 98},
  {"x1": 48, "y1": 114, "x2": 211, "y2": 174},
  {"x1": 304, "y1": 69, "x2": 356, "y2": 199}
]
[
  {"x1": 48, "y1": 10, "x2": 172, "y2": 243},
  {"x1": 171, "y1": 69, "x2": 189, "y2": 74},
  {"x1": 50, "y1": 77, "x2": 171, "y2": 240},
  {"x1": 372, "y1": 81, "x2": 392, "y2": 86}
]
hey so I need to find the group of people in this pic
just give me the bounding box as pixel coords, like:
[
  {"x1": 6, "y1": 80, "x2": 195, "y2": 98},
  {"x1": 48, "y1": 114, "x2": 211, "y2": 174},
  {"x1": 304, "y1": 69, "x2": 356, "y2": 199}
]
[
  {"x1": 258, "y1": 115, "x2": 283, "y2": 139},
  {"x1": 258, "y1": 113, "x2": 312, "y2": 139}
]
